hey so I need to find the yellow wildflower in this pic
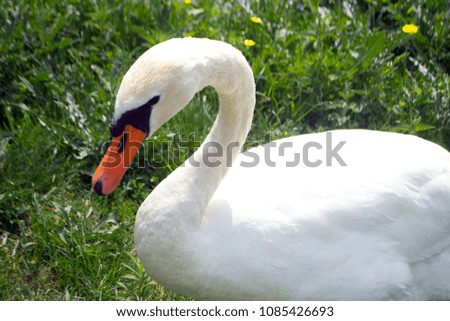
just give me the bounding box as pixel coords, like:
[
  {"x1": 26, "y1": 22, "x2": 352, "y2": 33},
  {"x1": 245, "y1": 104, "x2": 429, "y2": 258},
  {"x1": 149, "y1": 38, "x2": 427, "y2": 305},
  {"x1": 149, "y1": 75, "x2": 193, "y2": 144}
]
[
  {"x1": 244, "y1": 39, "x2": 256, "y2": 47},
  {"x1": 184, "y1": 0, "x2": 192, "y2": 4},
  {"x1": 402, "y1": 24, "x2": 418, "y2": 34},
  {"x1": 250, "y1": 17, "x2": 262, "y2": 23},
  {"x1": 309, "y1": 35, "x2": 316, "y2": 41}
]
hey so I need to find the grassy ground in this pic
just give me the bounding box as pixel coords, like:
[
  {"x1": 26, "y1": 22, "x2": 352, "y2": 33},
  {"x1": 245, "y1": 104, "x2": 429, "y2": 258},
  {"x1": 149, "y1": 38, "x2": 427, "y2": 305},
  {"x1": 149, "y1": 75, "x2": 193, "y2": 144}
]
[{"x1": 0, "y1": 0, "x2": 449, "y2": 300}]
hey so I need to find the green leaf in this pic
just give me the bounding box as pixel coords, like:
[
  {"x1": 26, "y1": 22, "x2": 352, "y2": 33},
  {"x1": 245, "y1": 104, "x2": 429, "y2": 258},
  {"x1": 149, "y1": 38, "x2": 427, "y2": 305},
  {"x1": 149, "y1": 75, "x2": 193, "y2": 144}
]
[
  {"x1": 414, "y1": 123, "x2": 435, "y2": 132},
  {"x1": 349, "y1": 31, "x2": 386, "y2": 73},
  {"x1": 307, "y1": 0, "x2": 319, "y2": 12}
]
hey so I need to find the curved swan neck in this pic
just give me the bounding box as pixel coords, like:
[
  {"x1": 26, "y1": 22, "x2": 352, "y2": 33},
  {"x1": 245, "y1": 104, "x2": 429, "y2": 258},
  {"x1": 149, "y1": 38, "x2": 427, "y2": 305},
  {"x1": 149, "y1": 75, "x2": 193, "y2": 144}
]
[
  {"x1": 178, "y1": 46, "x2": 256, "y2": 215},
  {"x1": 187, "y1": 90, "x2": 255, "y2": 210},
  {"x1": 143, "y1": 40, "x2": 256, "y2": 225}
]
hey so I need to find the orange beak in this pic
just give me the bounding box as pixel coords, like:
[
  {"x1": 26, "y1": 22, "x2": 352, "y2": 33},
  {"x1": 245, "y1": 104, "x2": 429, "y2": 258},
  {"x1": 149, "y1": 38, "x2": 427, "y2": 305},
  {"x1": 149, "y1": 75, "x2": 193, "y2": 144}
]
[{"x1": 92, "y1": 124, "x2": 147, "y2": 195}]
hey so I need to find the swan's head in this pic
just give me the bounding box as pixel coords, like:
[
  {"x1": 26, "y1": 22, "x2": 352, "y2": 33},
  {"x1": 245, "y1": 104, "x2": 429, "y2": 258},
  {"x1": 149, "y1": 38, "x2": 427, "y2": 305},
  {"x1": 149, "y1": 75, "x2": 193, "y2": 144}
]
[{"x1": 91, "y1": 38, "x2": 217, "y2": 195}]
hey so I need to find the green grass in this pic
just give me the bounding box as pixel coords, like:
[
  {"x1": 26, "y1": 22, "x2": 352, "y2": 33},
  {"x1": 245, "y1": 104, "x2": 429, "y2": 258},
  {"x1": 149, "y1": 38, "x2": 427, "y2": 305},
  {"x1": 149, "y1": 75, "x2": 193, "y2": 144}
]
[{"x1": 0, "y1": 0, "x2": 449, "y2": 300}]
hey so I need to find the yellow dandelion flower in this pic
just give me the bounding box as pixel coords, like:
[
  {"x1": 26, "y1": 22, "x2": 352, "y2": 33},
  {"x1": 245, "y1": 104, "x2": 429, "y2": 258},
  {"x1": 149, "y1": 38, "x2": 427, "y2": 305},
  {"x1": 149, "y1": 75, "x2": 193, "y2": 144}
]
[
  {"x1": 250, "y1": 17, "x2": 262, "y2": 23},
  {"x1": 244, "y1": 39, "x2": 256, "y2": 47},
  {"x1": 402, "y1": 24, "x2": 418, "y2": 34},
  {"x1": 184, "y1": 0, "x2": 192, "y2": 4}
]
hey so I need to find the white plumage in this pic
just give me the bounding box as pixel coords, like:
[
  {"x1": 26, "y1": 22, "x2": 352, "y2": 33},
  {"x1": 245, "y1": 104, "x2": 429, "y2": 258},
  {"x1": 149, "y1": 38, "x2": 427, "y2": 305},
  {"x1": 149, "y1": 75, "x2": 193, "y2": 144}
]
[{"x1": 99, "y1": 38, "x2": 450, "y2": 300}]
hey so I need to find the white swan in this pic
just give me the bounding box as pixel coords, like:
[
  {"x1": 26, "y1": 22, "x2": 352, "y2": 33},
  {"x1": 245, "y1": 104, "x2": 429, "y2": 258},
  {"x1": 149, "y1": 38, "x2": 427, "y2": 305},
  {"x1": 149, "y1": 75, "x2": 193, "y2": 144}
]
[{"x1": 92, "y1": 38, "x2": 450, "y2": 300}]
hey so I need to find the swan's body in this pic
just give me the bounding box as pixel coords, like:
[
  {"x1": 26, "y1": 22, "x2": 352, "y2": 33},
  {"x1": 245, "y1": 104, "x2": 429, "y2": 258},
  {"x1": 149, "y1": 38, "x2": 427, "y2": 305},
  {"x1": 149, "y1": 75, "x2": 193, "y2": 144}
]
[{"x1": 92, "y1": 38, "x2": 450, "y2": 300}]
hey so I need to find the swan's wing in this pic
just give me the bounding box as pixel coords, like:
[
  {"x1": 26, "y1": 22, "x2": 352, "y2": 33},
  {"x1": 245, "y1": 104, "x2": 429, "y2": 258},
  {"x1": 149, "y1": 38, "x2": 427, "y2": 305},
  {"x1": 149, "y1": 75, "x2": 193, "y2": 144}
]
[{"x1": 212, "y1": 129, "x2": 450, "y2": 263}]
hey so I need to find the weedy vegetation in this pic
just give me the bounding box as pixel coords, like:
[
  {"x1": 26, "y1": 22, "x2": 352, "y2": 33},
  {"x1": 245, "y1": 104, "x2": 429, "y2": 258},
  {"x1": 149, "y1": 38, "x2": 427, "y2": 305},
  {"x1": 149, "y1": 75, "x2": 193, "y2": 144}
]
[{"x1": 0, "y1": 0, "x2": 449, "y2": 300}]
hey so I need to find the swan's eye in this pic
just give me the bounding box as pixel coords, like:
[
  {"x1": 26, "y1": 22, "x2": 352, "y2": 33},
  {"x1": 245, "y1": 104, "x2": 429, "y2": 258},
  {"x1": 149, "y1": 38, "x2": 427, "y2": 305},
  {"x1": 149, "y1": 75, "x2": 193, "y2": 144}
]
[
  {"x1": 148, "y1": 95, "x2": 160, "y2": 105},
  {"x1": 109, "y1": 95, "x2": 159, "y2": 137}
]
